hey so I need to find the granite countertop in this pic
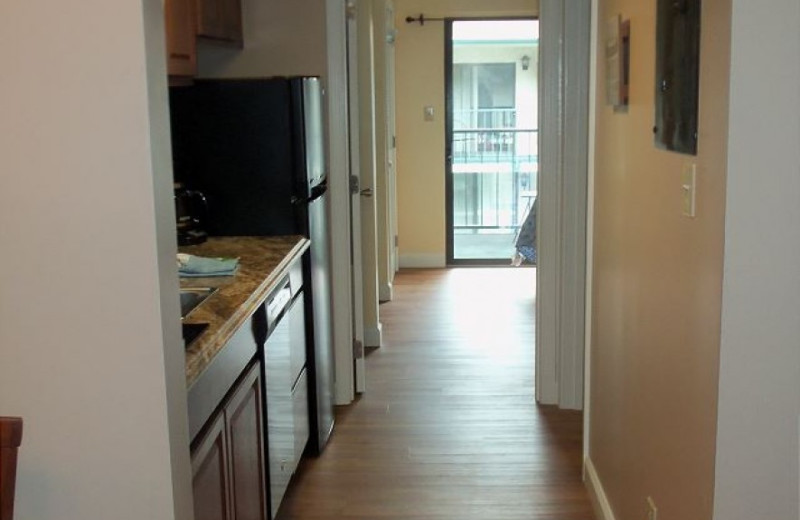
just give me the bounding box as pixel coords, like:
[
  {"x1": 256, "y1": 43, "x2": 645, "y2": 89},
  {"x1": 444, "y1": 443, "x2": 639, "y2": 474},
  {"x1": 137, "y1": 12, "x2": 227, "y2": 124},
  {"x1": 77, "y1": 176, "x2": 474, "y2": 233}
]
[{"x1": 179, "y1": 236, "x2": 310, "y2": 387}]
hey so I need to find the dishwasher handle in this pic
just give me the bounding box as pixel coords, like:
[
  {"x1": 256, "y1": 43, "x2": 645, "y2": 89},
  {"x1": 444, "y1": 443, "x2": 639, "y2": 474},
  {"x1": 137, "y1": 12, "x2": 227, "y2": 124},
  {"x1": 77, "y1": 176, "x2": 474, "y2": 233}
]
[{"x1": 266, "y1": 280, "x2": 292, "y2": 328}]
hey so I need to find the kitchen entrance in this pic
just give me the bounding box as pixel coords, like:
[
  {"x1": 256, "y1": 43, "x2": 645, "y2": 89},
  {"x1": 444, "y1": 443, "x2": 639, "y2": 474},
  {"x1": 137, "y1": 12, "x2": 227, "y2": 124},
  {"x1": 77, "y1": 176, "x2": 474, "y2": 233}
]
[{"x1": 446, "y1": 19, "x2": 539, "y2": 265}]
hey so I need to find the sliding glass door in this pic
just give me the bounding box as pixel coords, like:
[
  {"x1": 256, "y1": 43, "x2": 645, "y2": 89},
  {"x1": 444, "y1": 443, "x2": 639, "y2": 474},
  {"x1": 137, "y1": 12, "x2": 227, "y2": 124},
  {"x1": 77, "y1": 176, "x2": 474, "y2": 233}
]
[{"x1": 445, "y1": 19, "x2": 539, "y2": 265}]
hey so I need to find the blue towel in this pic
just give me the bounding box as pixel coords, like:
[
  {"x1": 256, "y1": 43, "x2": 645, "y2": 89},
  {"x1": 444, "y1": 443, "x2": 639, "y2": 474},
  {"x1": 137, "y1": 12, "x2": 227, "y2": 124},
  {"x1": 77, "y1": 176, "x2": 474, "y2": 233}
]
[{"x1": 177, "y1": 253, "x2": 239, "y2": 277}]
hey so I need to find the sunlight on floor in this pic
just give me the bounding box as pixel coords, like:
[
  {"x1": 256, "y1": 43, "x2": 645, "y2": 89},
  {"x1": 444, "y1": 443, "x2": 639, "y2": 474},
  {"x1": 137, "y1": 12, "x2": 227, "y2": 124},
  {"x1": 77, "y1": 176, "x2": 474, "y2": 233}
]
[{"x1": 443, "y1": 267, "x2": 536, "y2": 362}]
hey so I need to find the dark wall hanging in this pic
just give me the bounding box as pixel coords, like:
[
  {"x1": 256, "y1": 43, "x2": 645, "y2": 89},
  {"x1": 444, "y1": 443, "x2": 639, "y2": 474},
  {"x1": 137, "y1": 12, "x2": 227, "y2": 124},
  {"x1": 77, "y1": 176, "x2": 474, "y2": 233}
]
[{"x1": 654, "y1": 0, "x2": 701, "y2": 155}]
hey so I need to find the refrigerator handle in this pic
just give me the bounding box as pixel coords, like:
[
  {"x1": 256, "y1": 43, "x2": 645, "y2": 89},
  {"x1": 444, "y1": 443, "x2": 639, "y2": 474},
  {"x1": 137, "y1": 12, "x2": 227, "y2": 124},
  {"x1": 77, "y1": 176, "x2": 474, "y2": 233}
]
[{"x1": 293, "y1": 183, "x2": 327, "y2": 206}]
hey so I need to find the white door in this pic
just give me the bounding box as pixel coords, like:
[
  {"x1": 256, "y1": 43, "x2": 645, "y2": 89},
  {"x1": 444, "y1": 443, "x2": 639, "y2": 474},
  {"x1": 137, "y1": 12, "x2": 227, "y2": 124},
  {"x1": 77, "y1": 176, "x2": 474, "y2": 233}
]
[
  {"x1": 347, "y1": 0, "x2": 367, "y2": 393},
  {"x1": 385, "y1": 1, "x2": 399, "y2": 275}
]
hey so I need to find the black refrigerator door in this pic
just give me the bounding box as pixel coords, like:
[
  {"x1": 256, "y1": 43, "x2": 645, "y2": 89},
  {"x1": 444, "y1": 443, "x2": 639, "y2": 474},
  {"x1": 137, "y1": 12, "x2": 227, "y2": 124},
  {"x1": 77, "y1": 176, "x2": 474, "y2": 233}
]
[
  {"x1": 169, "y1": 78, "x2": 301, "y2": 236},
  {"x1": 305, "y1": 187, "x2": 335, "y2": 453},
  {"x1": 291, "y1": 77, "x2": 326, "y2": 194}
]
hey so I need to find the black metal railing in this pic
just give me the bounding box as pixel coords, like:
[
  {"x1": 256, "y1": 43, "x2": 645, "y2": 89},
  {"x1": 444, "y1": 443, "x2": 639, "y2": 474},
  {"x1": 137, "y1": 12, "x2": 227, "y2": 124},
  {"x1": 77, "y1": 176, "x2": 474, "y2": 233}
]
[{"x1": 452, "y1": 129, "x2": 538, "y2": 232}]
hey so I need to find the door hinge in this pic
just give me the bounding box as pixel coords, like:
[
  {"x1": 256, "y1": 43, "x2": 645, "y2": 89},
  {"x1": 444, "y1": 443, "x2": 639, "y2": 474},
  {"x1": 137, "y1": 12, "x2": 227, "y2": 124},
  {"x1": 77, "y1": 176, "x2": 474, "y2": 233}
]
[
  {"x1": 353, "y1": 339, "x2": 364, "y2": 360},
  {"x1": 346, "y1": 1, "x2": 357, "y2": 20},
  {"x1": 394, "y1": 235, "x2": 399, "y2": 247},
  {"x1": 349, "y1": 175, "x2": 360, "y2": 195}
]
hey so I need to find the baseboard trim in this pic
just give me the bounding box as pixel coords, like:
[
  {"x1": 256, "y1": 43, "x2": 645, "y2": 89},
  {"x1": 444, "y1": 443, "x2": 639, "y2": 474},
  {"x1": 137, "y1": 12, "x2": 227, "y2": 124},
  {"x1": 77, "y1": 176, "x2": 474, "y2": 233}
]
[
  {"x1": 585, "y1": 457, "x2": 616, "y2": 520},
  {"x1": 379, "y1": 282, "x2": 393, "y2": 302},
  {"x1": 398, "y1": 253, "x2": 446, "y2": 269},
  {"x1": 364, "y1": 322, "x2": 382, "y2": 347}
]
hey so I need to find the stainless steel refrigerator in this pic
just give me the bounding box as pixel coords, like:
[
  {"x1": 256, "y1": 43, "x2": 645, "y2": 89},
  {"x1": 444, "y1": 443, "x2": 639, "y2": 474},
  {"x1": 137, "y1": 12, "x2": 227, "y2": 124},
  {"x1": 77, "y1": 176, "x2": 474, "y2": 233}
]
[{"x1": 169, "y1": 76, "x2": 335, "y2": 455}]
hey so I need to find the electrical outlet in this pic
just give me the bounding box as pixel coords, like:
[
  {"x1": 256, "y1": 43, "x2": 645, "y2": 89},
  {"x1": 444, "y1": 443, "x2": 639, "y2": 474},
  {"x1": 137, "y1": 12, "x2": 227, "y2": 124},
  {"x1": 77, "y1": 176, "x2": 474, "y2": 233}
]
[
  {"x1": 681, "y1": 163, "x2": 697, "y2": 217},
  {"x1": 647, "y1": 497, "x2": 658, "y2": 520}
]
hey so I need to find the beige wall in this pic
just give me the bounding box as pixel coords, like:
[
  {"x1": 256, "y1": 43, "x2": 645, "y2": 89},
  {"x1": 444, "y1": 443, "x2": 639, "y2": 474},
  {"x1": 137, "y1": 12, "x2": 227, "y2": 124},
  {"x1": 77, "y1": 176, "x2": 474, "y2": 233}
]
[
  {"x1": 0, "y1": 1, "x2": 193, "y2": 518},
  {"x1": 588, "y1": 1, "x2": 730, "y2": 519},
  {"x1": 394, "y1": 0, "x2": 539, "y2": 266}
]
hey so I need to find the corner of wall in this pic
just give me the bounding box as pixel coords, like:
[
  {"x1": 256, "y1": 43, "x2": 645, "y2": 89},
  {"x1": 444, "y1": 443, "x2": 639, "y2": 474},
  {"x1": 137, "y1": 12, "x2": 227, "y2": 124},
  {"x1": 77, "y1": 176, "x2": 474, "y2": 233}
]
[{"x1": 584, "y1": 457, "x2": 617, "y2": 520}]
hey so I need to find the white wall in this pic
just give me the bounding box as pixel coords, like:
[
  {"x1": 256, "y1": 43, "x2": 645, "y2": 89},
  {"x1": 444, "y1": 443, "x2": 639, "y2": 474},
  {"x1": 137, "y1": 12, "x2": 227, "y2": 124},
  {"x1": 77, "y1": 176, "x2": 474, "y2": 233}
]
[
  {"x1": 0, "y1": 1, "x2": 192, "y2": 519},
  {"x1": 714, "y1": 0, "x2": 800, "y2": 518}
]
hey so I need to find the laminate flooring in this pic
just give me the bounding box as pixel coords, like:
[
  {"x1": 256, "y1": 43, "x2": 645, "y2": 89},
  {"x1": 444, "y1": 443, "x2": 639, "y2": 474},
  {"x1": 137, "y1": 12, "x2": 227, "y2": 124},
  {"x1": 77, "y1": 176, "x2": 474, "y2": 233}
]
[{"x1": 277, "y1": 267, "x2": 595, "y2": 520}]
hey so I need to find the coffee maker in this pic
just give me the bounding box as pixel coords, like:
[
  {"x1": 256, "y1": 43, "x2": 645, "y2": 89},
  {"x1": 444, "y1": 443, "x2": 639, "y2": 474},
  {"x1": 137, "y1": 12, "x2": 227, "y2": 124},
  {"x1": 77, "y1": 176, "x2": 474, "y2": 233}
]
[{"x1": 174, "y1": 182, "x2": 208, "y2": 246}]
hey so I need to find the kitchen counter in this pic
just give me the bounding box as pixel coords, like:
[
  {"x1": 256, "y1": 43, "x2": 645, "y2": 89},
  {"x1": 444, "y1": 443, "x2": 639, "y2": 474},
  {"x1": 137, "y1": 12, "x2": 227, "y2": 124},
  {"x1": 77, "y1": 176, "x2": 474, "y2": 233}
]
[{"x1": 179, "y1": 236, "x2": 310, "y2": 387}]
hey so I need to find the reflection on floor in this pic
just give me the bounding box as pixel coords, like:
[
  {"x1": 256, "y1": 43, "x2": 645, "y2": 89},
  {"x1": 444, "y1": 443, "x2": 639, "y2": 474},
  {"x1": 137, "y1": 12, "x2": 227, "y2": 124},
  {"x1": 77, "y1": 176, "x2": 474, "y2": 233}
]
[
  {"x1": 278, "y1": 267, "x2": 595, "y2": 520},
  {"x1": 453, "y1": 230, "x2": 517, "y2": 260}
]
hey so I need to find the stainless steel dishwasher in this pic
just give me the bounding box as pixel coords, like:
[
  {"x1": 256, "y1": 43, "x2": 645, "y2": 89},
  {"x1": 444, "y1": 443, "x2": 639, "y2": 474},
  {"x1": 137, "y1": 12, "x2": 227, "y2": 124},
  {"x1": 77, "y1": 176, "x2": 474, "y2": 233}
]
[{"x1": 262, "y1": 273, "x2": 309, "y2": 519}]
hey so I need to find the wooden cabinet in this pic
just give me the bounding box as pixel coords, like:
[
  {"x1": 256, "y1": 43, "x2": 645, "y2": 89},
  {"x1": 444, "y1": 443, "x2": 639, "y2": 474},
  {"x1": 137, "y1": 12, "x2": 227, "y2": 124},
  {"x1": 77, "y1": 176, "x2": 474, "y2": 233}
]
[
  {"x1": 164, "y1": 0, "x2": 197, "y2": 77},
  {"x1": 226, "y1": 363, "x2": 267, "y2": 520},
  {"x1": 192, "y1": 361, "x2": 266, "y2": 520},
  {"x1": 191, "y1": 412, "x2": 231, "y2": 520},
  {"x1": 195, "y1": 0, "x2": 243, "y2": 46}
]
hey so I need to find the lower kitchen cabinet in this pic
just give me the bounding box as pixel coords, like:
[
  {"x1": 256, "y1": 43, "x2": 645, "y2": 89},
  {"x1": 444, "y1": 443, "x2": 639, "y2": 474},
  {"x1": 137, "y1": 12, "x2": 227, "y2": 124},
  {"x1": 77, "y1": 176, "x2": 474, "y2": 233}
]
[
  {"x1": 192, "y1": 412, "x2": 231, "y2": 520},
  {"x1": 192, "y1": 360, "x2": 266, "y2": 520}
]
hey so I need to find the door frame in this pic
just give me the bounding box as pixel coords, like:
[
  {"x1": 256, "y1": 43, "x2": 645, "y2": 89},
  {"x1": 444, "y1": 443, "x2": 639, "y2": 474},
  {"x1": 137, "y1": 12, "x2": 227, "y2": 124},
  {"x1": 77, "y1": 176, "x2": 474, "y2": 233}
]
[
  {"x1": 536, "y1": 0, "x2": 590, "y2": 410},
  {"x1": 326, "y1": 0, "x2": 358, "y2": 405},
  {"x1": 444, "y1": 17, "x2": 540, "y2": 267},
  {"x1": 348, "y1": 0, "x2": 367, "y2": 393}
]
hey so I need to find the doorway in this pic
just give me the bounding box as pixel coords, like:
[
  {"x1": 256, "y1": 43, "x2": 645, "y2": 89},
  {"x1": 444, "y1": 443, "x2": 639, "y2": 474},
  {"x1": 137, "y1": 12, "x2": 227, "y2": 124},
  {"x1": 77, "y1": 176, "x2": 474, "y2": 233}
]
[{"x1": 445, "y1": 19, "x2": 540, "y2": 265}]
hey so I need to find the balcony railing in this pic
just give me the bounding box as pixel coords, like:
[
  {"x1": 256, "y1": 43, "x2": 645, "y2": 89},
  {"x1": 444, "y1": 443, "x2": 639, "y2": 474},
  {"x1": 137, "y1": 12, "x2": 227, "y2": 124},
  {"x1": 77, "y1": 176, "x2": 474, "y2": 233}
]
[{"x1": 452, "y1": 129, "x2": 538, "y2": 233}]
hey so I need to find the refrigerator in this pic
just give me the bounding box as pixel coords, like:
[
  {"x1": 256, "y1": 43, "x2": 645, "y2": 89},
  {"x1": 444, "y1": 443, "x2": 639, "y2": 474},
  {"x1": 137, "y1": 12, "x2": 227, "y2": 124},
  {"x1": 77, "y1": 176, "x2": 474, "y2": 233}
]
[{"x1": 169, "y1": 76, "x2": 335, "y2": 456}]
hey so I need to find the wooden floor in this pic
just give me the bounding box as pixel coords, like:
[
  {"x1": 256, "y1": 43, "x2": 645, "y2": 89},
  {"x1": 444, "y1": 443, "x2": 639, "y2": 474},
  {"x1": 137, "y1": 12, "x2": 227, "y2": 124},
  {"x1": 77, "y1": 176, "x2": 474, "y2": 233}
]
[{"x1": 278, "y1": 268, "x2": 595, "y2": 520}]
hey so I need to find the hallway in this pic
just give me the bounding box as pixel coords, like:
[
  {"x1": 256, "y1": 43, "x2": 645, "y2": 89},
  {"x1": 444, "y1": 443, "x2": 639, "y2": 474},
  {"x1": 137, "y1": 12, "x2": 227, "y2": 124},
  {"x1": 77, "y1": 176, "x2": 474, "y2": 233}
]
[{"x1": 278, "y1": 268, "x2": 594, "y2": 520}]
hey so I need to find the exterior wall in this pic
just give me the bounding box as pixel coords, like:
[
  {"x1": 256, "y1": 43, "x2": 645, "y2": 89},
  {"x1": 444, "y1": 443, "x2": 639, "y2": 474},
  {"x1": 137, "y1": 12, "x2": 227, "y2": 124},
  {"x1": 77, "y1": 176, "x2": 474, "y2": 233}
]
[
  {"x1": 394, "y1": 0, "x2": 539, "y2": 267},
  {"x1": 587, "y1": 0, "x2": 731, "y2": 518},
  {"x1": 0, "y1": 1, "x2": 192, "y2": 519},
  {"x1": 452, "y1": 45, "x2": 539, "y2": 129}
]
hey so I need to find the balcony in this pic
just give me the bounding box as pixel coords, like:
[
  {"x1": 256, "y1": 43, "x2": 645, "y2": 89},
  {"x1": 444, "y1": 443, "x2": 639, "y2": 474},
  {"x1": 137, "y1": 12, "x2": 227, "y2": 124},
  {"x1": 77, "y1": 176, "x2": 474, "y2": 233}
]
[{"x1": 451, "y1": 127, "x2": 538, "y2": 261}]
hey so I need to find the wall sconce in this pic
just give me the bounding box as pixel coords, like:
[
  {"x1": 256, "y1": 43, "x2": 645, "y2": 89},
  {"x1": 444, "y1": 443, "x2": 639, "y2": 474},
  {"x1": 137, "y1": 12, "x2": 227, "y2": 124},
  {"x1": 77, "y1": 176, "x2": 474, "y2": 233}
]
[{"x1": 521, "y1": 55, "x2": 531, "y2": 71}]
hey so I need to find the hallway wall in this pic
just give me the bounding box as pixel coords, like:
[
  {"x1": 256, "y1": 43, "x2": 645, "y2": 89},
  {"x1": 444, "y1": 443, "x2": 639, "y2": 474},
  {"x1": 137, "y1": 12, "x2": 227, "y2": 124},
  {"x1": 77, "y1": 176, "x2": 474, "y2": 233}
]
[
  {"x1": 0, "y1": 1, "x2": 193, "y2": 518},
  {"x1": 393, "y1": 0, "x2": 539, "y2": 267},
  {"x1": 588, "y1": 0, "x2": 731, "y2": 519}
]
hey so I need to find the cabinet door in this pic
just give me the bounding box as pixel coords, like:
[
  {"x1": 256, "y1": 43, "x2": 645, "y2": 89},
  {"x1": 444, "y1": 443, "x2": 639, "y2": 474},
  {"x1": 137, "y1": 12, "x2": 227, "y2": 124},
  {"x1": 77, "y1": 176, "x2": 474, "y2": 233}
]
[
  {"x1": 192, "y1": 413, "x2": 232, "y2": 520},
  {"x1": 225, "y1": 363, "x2": 267, "y2": 520},
  {"x1": 195, "y1": 0, "x2": 243, "y2": 45},
  {"x1": 164, "y1": 0, "x2": 196, "y2": 76}
]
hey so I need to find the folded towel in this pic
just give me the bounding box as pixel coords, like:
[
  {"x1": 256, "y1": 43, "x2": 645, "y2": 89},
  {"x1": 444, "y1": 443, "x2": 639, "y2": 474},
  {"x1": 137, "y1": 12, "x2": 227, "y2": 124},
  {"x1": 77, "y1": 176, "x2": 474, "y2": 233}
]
[{"x1": 177, "y1": 253, "x2": 239, "y2": 277}]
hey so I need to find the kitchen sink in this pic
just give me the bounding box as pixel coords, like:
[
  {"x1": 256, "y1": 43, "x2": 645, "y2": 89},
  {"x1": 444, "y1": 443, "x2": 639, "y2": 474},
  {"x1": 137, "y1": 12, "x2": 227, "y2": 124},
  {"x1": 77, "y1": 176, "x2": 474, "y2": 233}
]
[{"x1": 180, "y1": 287, "x2": 217, "y2": 318}]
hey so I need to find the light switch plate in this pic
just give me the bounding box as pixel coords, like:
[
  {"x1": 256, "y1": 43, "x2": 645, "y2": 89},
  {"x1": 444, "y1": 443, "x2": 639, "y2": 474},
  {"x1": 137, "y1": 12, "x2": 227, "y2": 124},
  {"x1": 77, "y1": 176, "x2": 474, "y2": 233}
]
[
  {"x1": 424, "y1": 105, "x2": 435, "y2": 122},
  {"x1": 682, "y1": 163, "x2": 696, "y2": 217}
]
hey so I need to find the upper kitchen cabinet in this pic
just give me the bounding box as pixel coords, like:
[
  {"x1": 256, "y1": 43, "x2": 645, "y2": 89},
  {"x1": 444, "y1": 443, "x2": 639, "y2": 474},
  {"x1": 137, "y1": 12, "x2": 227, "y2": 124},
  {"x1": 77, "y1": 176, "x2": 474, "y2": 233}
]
[
  {"x1": 195, "y1": 0, "x2": 243, "y2": 46},
  {"x1": 165, "y1": 0, "x2": 197, "y2": 77}
]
